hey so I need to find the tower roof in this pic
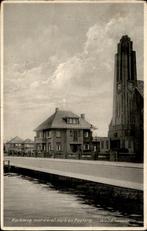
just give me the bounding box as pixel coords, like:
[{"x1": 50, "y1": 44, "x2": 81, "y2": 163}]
[{"x1": 120, "y1": 35, "x2": 131, "y2": 42}]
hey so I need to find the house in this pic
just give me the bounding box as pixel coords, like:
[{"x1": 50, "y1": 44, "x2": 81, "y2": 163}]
[
  {"x1": 34, "y1": 108, "x2": 95, "y2": 158},
  {"x1": 5, "y1": 136, "x2": 23, "y2": 155},
  {"x1": 22, "y1": 139, "x2": 34, "y2": 155},
  {"x1": 5, "y1": 136, "x2": 35, "y2": 156},
  {"x1": 92, "y1": 136, "x2": 110, "y2": 160}
]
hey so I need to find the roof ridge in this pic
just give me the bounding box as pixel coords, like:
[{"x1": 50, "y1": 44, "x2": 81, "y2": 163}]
[
  {"x1": 7, "y1": 136, "x2": 24, "y2": 143},
  {"x1": 34, "y1": 111, "x2": 56, "y2": 131},
  {"x1": 51, "y1": 110, "x2": 58, "y2": 126}
]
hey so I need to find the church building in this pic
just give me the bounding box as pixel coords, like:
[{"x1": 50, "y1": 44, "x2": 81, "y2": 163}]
[{"x1": 108, "y1": 35, "x2": 143, "y2": 162}]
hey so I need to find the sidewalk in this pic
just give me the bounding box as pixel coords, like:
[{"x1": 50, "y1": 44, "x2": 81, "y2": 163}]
[{"x1": 5, "y1": 156, "x2": 143, "y2": 191}]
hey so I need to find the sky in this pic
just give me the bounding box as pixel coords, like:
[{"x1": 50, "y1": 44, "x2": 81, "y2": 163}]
[{"x1": 3, "y1": 2, "x2": 144, "y2": 141}]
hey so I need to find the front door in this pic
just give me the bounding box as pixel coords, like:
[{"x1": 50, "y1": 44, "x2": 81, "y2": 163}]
[
  {"x1": 110, "y1": 139, "x2": 120, "y2": 151},
  {"x1": 70, "y1": 144, "x2": 81, "y2": 153}
]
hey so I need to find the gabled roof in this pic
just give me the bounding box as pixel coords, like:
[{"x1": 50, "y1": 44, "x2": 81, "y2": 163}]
[
  {"x1": 136, "y1": 80, "x2": 144, "y2": 97},
  {"x1": 7, "y1": 136, "x2": 23, "y2": 144},
  {"x1": 23, "y1": 138, "x2": 34, "y2": 143},
  {"x1": 35, "y1": 109, "x2": 94, "y2": 131}
]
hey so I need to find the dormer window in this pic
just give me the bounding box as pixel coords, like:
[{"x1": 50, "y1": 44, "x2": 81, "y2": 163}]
[
  {"x1": 66, "y1": 117, "x2": 79, "y2": 124},
  {"x1": 69, "y1": 118, "x2": 73, "y2": 124}
]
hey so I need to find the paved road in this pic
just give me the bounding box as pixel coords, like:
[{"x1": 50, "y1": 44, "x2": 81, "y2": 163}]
[{"x1": 4, "y1": 157, "x2": 143, "y2": 190}]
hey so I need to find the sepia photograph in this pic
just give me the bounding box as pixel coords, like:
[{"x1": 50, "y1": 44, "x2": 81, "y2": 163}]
[{"x1": 1, "y1": 0, "x2": 145, "y2": 229}]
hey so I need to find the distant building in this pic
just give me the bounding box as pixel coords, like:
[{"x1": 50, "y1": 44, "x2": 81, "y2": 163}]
[
  {"x1": 108, "y1": 35, "x2": 143, "y2": 162},
  {"x1": 22, "y1": 139, "x2": 34, "y2": 155},
  {"x1": 5, "y1": 136, "x2": 23, "y2": 154},
  {"x1": 5, "y1": 136, "x2": 34, "y2": 155},
  {"x1": 92, "y1": 137, "x2": 110, "y2": 160},
  {"x1": 34, "y1": 108, "x2": 94, "y2": 158}
]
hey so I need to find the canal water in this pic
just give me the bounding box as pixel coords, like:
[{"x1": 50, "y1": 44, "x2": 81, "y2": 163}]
[{"x1": 4, "y1": 173, "x2": 143, "y2": 227}]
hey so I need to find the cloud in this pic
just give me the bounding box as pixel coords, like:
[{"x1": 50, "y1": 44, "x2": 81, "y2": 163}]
[
  {"x1": 4, "y1": 4, "x2": 143, "y2": 139},
  {"x1": 5, "y1": 13, "x2": 142, "y2": 111},
  {"x1": 51, "y1": 55, "x2": 84, "y2": 88},
  {"x1": 30, "y1": 81, "x2": 40, "y2": 89}
]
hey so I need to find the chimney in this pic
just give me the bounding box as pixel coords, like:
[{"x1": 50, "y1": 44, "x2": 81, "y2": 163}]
[
  {"x1": 81, "y1": 114, "x2": 85, "y2": 119},
  {"x1": 55, "y1": 107, "x2": 59, "y2": 112}
]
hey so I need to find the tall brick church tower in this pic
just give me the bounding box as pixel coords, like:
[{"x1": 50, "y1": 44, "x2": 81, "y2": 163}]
[{"x1": 108, "y1": 35, "x2": 143, "y2": 162}]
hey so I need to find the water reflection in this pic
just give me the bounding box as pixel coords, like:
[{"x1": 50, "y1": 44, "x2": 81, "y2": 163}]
[{"x1": 4, "y1": 173, "x2": 143, "y2": 227}]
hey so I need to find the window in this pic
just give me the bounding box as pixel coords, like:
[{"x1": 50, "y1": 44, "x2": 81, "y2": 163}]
[
  {"x1": 38, "y1": 144, "x2": 42, "y2": 151},
  {"x1": 43, "y1": 144, "x2": 46, "y2": 151},
  {"x1": 78, "y1": 130, "x2": 81, "y2": 137},
  {"x1": 48, "y1": 143, "x2": 52, "y2": 151},
  {"x1": 16, "y1": 144, "x2": 21, "y2": 147},
  {"x1": 47, "y1": 131, "x2": 52, "y2": 138},
  {"x1": 84, "y1": 144, "x2": 89, "y2": 150},
  {"x1": 84, "y1": 131, "x2": 89, "y2": 138},
  {"x1": 69, "y1": 118, "x2": 73, "y2": 124},
  {"x1": 70, "y1": 130, "x2": 80, "y2": 137},
  {"x1": 56, "y1": 131, "x2": 61, "y2": 138},
  {"x1": 122, "y1": 139, "x2": 125, "y2": 148},
  {"x1": 114, "y1": 133, "x2": 117, "y2": 137},
  {"x1": 128, "y1": 140, "x2": 131, "y2": 148},
  {"x1": 73, "y1": 130, "x2": 78, "y2": 141},
  {"x1": 56, "y1": 143, "x2": 61, "y2": 151},
  {"x1": 73, "y1": 118, "x2": 79, "y2": 124},
  {"x1": 67, "y1": 118, "x2": 79, "y2": 124},
  {"x1": 73, "y1": 119, "x2": 76, "y2": 124},
  {"x1": 94, "y1": 146, "x2": 97, "y2": 152},
  {"x1": 39, "y1": 132, "x2": 43, "y2": 138},
  {"x1": 106, "y1": 140, "x2": 109, "y2": 149},
  {"x1": 101, "y1": 141, "x2": 104, "y2": 149}
]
